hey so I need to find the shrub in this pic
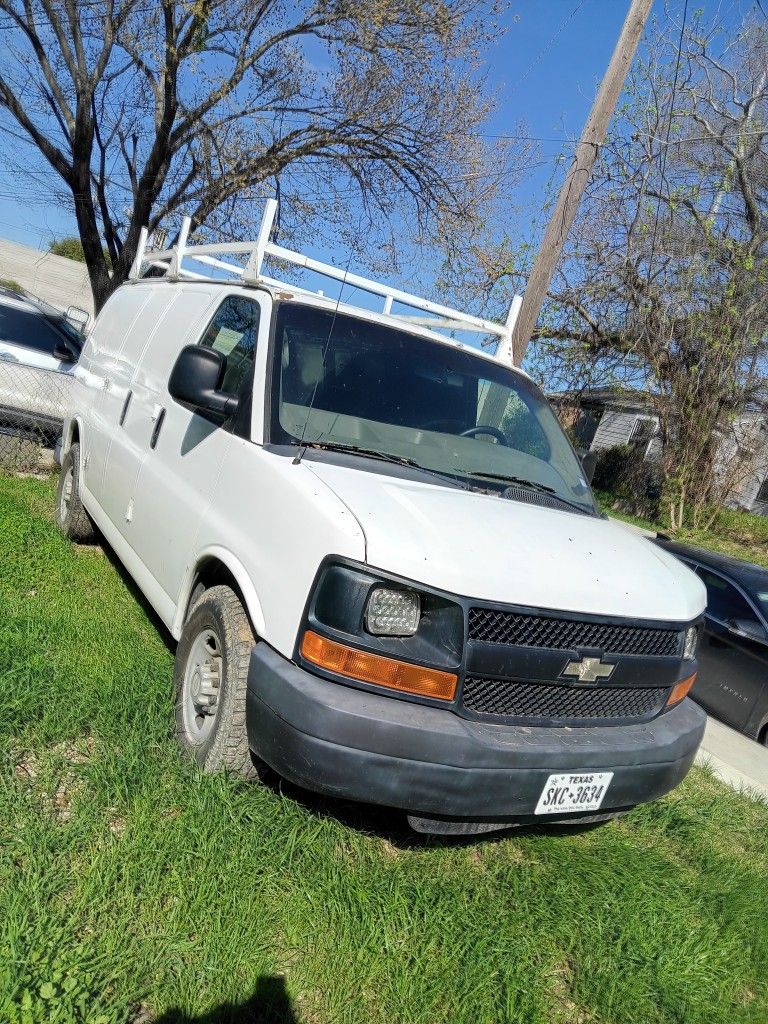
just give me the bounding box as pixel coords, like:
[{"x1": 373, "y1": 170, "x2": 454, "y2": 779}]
[
  {"x1": 0, "y1": 277, "x2": 24, "y2": 293},
  {"x1": 48, "y1": 237, "x2": 86, "y2": 262},
  {"x1": 592, "y1": 444, "x2": 662, "y2": 517}
]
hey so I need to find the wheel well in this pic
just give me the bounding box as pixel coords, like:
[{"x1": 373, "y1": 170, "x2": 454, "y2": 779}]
[
  {"x1": 65, "y1": 421, "x2": 80, "y2": 457},
  {"x1": 185, "y1": 558, "x2": 252, "y2": 631},
  {"x1": 758, "y1": 720, "x2": 768, "y2": 746}
]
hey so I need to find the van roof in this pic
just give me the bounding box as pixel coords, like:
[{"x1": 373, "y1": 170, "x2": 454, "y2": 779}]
[{"x1": 129, "y1": 200, "x2": 526, "y2": 373}]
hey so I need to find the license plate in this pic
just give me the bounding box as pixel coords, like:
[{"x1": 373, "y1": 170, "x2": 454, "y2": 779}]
[{"x1": 534, "y1": 771, "x2": 613, "y2": 815}]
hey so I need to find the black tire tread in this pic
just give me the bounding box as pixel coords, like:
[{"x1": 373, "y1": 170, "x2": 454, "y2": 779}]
[
  {"x1": 174, "y1": 585, "x2": 258, "y2": 780},
  {"x1": 55, "y1": 442, "x2": 96, "y2": 543}
]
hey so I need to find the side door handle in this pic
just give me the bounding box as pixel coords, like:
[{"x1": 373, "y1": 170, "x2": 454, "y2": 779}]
[
  {"x1": 150, "y1": 407, "x2": 166, "y2": 450},
  {"x1": 119, "y1": 390, "x2": 132, "y2": 426}
]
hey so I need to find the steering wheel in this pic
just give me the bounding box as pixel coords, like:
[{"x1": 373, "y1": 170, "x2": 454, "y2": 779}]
[{"x1": 460, "y1": 425, "x2": 508, "y2": 445}]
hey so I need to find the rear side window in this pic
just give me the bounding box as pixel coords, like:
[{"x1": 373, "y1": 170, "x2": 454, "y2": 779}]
[
  {"x1": 698, "y1": 568, "x2": 760, "y2": 627},
  {"x1": 199, "y1": 296, "x2": 259, "y2": 394},
  {"x1": 0, "y1": 304, "x2": 65, "y2": 355}
]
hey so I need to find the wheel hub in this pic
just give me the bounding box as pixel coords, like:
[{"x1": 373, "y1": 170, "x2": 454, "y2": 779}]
[
  {"x1": 190, "y1": 660, "x2": 220, "y2": 711},
  {"x1": 61, "y1": 467, "x2": 73, "y2": 511}
]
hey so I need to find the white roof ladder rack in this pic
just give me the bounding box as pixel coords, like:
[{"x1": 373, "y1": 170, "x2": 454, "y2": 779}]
[{"x1": 129, "y1": 200, "x2": 522, "y2": 364}]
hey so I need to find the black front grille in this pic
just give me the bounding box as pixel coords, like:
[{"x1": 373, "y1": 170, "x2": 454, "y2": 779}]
[
  {"x1": 462, "y1": 676, "x2": 668, "y2": 723},
  {"x1": 468, "y1": 608, "x2": 681, "y2": 657}
]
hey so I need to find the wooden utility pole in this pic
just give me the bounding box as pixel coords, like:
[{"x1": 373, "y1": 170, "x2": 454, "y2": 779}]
[{"x1": 511, "y1": 0, "x2": 654, "y2": 365}]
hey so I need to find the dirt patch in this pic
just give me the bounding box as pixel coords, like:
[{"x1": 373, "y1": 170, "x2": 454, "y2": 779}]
[
  {"x1": 11, "y1": 736, "x2": 96, "y2": 823},
  {"x1": 547, "y1": 960, "x2": 603, "y2": 1024}
]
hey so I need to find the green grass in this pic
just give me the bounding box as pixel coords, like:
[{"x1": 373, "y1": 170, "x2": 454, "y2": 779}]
[
  {"x1": 2, "y1": 473, "x2": 768, "y2": 1024},
  {"x1": 595, "y1": 489, "x2": 768, "y2": 568}
]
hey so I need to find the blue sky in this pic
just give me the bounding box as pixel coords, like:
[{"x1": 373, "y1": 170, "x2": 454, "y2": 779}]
[
  {"x1": 0, "y1": 1, "x2": 629, "y2": 251},
  {"x1": 0, "y1": 1, "x2": 759, "y2": 271}
]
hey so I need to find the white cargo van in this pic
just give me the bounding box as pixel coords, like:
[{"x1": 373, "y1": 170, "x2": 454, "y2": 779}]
[{"x1": 57, "y1": 202, "x2": 706, "y2": 833}]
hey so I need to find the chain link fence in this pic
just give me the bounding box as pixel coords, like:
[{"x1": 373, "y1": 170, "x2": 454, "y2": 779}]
[{"x1": 0, "y1": 357, "x2": 70, "y2": 473}]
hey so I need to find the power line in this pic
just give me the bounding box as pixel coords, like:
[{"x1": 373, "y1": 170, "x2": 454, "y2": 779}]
[{"x1": 505, "y1": 0, "x2": 588, "y2": 99}]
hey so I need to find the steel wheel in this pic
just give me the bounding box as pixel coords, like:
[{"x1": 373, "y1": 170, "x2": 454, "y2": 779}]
[
  {"x1": 60, "y1": 463, "x2": 74, "y2": 514},
  {"x1": 181, "y1": 627, "x2": 224, "y2": 744}
]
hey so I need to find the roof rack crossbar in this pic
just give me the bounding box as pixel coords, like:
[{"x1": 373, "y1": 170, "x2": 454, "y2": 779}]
[{"x1": 129, "y1": 201, "x2": 522, "y2": 362}]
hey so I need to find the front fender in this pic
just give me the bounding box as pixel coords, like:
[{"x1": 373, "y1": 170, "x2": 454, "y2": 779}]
[
  {"x1": 60, "y1": 416, "x2": 84, "y2": 460},
  {"x1": 172, "y1": 545, "x2": 267, "y2": 641}
]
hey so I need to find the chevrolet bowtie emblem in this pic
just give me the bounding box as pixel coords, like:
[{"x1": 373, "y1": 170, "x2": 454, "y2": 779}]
[{"x1": 561, "y1": 656, "x2": 615, "y2": 683}]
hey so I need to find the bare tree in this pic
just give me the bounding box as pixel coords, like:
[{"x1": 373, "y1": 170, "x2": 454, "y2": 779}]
[
  {"x1": 0, "y1": 1, "x2": 526, "y2": 311},
  {"x1": 487, "y1": 11, "x2": 768, "y2": 528}
]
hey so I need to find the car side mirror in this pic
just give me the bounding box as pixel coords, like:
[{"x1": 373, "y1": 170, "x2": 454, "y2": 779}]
[
  {"x1": 579, "y1": 448, "x2": 597, "y2": 484},
  {"x1": 53, "y1": 340, "x2": 77, "y2": 363},
  {"x1": 727, "y1": 618, "x2": 767, "y2": 643},
  {"x1": 168, "y1": 345, "x2": 239, "y2": 421}
]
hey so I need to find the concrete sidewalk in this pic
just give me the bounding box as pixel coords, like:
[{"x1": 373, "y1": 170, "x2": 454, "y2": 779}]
[{"x1": 696, "y1": 715, "x2": 768, "y2": 801}]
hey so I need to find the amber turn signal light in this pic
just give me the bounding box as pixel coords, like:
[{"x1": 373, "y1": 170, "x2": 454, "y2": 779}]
[
  {"x1": 300, "y1": 630, "x2": 458, "y2": 701},
  {"x1": 667, "y1": 672, "x2": 697, "y2": 707}
]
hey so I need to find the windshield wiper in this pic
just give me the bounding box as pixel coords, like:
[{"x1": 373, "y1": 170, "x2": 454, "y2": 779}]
[
  {"x1": 466, "y1": 471, "x2": 557, "y2": 494},
  {"x1": 291, "y1": 439, "x2": 420, "y2": 467},
  {"x1": 466, "y1": 471, "x2": 593, "y2": 515},
  {"x1": 290, "y1": 440, "x2": 474, "y2": 490}
]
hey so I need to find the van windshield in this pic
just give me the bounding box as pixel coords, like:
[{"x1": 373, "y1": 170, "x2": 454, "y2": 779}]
[{"x1": 270, "y1": 303, "x2": 595, "y2": 513}]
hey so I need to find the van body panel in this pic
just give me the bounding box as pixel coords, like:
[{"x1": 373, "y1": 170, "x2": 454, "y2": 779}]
[
  {"x1": 82, "y1": 286, "x2": 155, "y2": 498},
  {"x1": 189, "y1": 445, "x2": 366, "y2": 655},
  {"x1": 114, "y1": 287, "x2": 222, "y2": 592}
]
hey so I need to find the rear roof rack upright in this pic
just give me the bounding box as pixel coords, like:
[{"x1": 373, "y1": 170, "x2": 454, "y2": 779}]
[{"x1": 129, "y1": 200, "x2": 522, "y2": 364}]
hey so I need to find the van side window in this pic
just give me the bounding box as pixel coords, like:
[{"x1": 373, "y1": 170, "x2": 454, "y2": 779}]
[{"x1": 199, "y1": 296, "x2": 259, "y2": 394}]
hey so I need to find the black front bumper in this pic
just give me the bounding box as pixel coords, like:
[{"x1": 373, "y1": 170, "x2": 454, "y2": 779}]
[{"x1": 246, "y1": 644, "x2": 706, "y2": 822}]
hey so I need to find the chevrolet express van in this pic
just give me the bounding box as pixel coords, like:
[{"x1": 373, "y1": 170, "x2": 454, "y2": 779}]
[{"x1": 56, "y1": 205, "x2": 706, "y2": 833}]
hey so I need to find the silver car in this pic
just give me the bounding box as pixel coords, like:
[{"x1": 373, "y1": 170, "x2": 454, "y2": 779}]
[{"x1": 0, "y1": 287, "x2": 84, "y2": 445}]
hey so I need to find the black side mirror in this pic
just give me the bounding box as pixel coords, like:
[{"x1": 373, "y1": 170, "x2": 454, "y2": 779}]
[
  {"x1": 53, "y1": 340, "x2": 77, "y2": 363},
  {"x1": 168, "y1": 345, "x2": 239, "y2": 421},
  {"x1": 579, "y1": 448, "x2": 598, "y2": 484}
]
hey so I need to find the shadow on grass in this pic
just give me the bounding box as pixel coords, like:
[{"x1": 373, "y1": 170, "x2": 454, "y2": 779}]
[
  {"x1": 154, "y1": 974, "x2": 298, "y2": 1024},
  {"x1": 98, "y1": 535, "x2": 177, "y2": 657},
  {"x1": 254, "y1": 761, "x2": 608, "y2": 850}
]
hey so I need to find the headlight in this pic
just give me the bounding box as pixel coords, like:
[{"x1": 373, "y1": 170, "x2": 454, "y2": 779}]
[
  {"x1": 301, "y1": 561, "x2": 463, "y2": 686},
  {"x1": 365, "y1": 587, "x2": 421, "y2": 636},
  {"x1": 683, "y1": 625, "x2": 698, "y2": 660}
]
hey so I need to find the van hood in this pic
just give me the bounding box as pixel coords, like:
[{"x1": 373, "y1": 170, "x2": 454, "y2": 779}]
[{"x1": 306, "y1": 460, "x2": 705, "y2": 622}]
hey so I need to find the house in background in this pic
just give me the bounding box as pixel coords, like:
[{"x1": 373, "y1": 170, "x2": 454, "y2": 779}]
[{"x1": 552, "y1": 387, "x2": 768, "y2": 517}]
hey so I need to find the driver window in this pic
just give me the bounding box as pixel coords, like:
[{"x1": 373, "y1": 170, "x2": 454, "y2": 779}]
[
  {"x1": 697, "y1": 569, "x2": 760, "y2": 628},
  {"x1": 478, "y1": 382, "x2": 550, "y2": 459},
  {"x1": 199, "y1": 295, "x2": 259, "y2": 394}
]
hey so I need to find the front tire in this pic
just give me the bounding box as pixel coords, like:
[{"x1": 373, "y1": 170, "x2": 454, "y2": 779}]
[
  {"x1": 174, "y1": 585, "x2": 259, "y2": 779},
  {"x1": 55, "y1": 442, "x2": 96, "y2": 543}
]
